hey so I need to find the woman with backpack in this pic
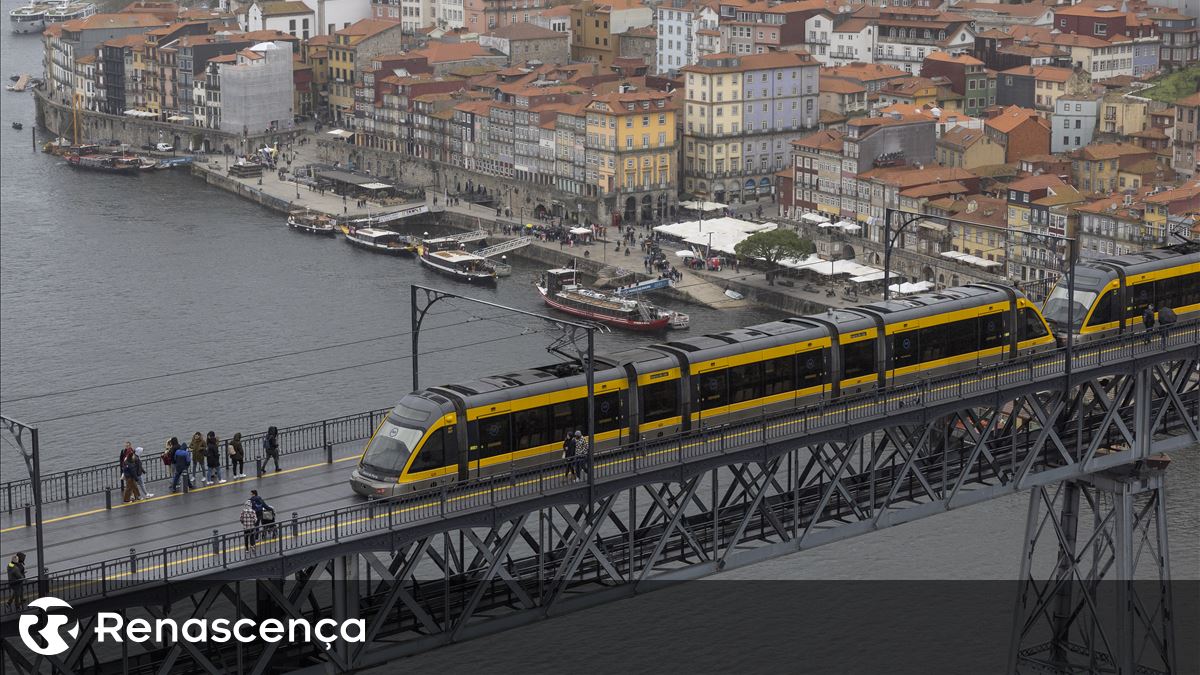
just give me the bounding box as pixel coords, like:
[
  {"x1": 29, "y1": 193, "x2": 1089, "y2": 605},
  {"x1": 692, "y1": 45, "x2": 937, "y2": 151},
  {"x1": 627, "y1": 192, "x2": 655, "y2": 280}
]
[
  {"x1": 263, "y1": 426, "x2": 281, "y2": 472},
  {"x1": 229, "y1": 433, "x2": 246, "y2": 478},
  {"x1": 205, "y1": 431, "x2": 225, "y2": 485},
  {"x1": 132, "y1": 447, "x2": 153, "y2": 498}
]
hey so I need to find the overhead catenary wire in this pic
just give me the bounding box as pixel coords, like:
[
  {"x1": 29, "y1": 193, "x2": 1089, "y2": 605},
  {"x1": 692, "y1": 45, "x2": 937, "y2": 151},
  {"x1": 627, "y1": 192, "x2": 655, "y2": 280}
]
[
  {"x1": 0, "y1": 307, "x2": 491, "y2": 405},
  {"x1": 27, "y1": 327, "x2": 546, "y2": 426}
]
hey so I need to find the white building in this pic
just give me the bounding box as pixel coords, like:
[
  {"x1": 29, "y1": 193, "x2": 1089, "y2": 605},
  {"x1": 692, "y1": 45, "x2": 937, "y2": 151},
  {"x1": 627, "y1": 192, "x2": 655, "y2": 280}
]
[
  {"x1": 1051, "y1": 93, "x2": 1101, "y2": 154},
  {"x1": 655, "y1": 0, "x2": 718, "y2": 75},
  {"x1": 198, "y1": 41, "x2": 293, "y2": 133},
  {"x1": 244, "y1": 1, "x2": 315, "y2": 39},
  {"x1": 805, "y1": 12, "x2": 877, "y2": 66}
]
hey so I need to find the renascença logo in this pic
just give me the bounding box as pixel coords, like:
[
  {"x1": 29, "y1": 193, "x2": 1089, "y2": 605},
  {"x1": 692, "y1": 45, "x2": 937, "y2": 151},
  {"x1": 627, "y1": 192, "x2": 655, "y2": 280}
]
[
  {"x1": 18, "y1": 596, "x2": 366, "y2": 654},
  {"x1": 19, "y1": 597, "x2": 79, "y2": 656}
]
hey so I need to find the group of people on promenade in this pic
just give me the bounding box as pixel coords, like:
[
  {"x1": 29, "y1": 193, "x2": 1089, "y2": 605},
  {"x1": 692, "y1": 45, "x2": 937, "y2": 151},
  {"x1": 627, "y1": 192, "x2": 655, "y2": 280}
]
[
  {"x1": 562, "y1": 430, "x2": 590, "y2": 481},
  {"x1": 115, "y1": 426, "x2": 282, "y2": 501}
]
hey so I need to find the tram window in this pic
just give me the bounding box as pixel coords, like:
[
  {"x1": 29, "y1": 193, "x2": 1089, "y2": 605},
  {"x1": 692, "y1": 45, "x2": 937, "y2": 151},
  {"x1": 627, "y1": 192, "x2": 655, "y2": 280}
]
[
  {"x1": 979, "y1": 313, "x2": 1008, "y2": 350},
  {"x1": 408, "y1": 428, "x2": 447, "y2": 473},
  {"x1": 1179, "y1": 272, "x2": 1200, "y2": 307},
  {"x1": 594, "y1": 392, "x2": 623, "y2": 432},
  {"x1": 919, "y1": 319, "x2": 977, "y2": 363},
  {"x1": 1085, "y1": 290, "x2": 1116, "y2": 327},
  {"x1": 842, "y1": 339, "x2": 876, "y2": 380},
  {"x1": 551, "y1": 399, "x2": 587, "y2": 440},
  {"x1": 474, "y1": 415, "x2": 511, "y2": 458},
  {"x1": 513, "y1": 407, "x2": 549, "y2": 450},
  {"x1": 728, "y1": 362, "x2": 762, "y2": 403},
  {"x1": 796, "y1": 349, "x2": 826, "y2": 387},
  {"x1": 763, "y1": 355, "x2": 795, "y2": 395},
  {"x1": 891, "y1": 331, "x2": 919, "y2": 369},
  {"x1": 696, "y1": 370, "x2": 728, "y2": 410},
  {"x1": 1017, "y1": 307, "x2": 1049, "y2": 341},
  {"x1": 1127, "y1": 283, "x2": 1153, "y2": 320},
  {"x1": 640, "y1": 380, "x2": 679, "y2": 423}
]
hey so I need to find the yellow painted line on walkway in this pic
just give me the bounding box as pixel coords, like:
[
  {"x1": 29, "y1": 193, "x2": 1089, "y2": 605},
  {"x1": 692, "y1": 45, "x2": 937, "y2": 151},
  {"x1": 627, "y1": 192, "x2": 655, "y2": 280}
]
[{"x1": 0, "y1": 455, "x2": 364, "y2": 535}]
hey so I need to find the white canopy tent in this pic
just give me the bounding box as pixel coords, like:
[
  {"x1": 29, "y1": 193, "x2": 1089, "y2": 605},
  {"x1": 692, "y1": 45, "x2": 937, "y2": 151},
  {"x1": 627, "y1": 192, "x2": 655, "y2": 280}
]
[
  {"x1": 166, "y1": 115, "x2": 190, "y2": 122},
  {"x1": 941, "y1": 250, "x2": 1002, "y2": 269},
  {"x1": 850, "y1": 270, "x2": 887, "y2": 283},
  {"x1": 654, "y1": 217, "x2": 776, "y2": 256},
  {"x1": 675, "y1": 250, "x2": 697, "y2": 259},
  {"x1": 326, "y1": 129, "x2": 354, "y2": 138},
  {"x1": 678, "y1": 200, "x2": 728, "y2": 213},
  {"x1": 782, "y1": 256, "x2": 882, "y2": 277},
  {"x1": 801, "y1": 213, "x2": 830, "y2": 225},
  {"x1": 889, "y1": 281, "x2": 935, "y2": 294}
]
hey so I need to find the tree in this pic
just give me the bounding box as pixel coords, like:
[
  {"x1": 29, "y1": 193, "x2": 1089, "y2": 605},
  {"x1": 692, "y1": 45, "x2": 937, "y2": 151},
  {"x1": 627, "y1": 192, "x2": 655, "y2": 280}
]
[{"x1": 733, "y1": 229, "x2": 815, "y2": 285}]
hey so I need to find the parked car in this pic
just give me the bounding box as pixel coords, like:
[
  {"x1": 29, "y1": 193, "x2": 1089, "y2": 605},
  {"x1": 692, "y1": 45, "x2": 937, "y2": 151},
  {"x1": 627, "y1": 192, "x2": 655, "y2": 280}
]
[{"x1": 155, "y1": 142, "x2": 173, "y2": 152}]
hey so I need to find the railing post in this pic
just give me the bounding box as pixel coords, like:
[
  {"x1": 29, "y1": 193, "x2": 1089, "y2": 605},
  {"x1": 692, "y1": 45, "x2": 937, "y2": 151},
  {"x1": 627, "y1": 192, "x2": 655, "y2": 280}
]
[
  {"x1": 387, "y1": 501, "x2": 394, "y2": 529},
  {"x1": 323, "y1": 420, "x2": 331, "y2": 464},
  {"x1": 24, "y1": 503, "x2": 31, "y2": 528},
  {"x1": 440, "y1": 485, "x2": 447, "y2": 517},
  {"x1": 100, "y1": 560, "x2": 107, "y2": 597},
  {"x1": 211, "y1": 529, "x2": 219, "y2": 562},
  {"x1": 162, "y1": 549, "x2": 168, "y2": 583},
  {"x1": 129, "y1": 548, "x2": 137, "y2": 576},
  {"x1": 64, "y1": 473, "x2": 70, "y2": 503},
  {"x1": 105, "y1": 486, "x2": 112, "y2": 510},
  {"x1": 333, "y1": 509, "x2": 340, "y2": 542},
  {"x1": 6, "y1": 485, "x2": 12, "y2": 515}
]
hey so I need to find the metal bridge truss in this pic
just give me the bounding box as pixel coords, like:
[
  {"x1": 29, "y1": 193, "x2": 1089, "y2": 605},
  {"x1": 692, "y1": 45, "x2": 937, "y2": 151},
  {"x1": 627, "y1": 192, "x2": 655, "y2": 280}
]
[{"x1": 3, "y1": 346, "x2": 1195, "y2": 675}]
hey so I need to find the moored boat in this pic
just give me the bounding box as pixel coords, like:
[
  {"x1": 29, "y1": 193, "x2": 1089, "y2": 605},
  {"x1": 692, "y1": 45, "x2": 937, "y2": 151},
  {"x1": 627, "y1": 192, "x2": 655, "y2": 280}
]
[
  {"x1": 418, "y1": 247, "x2": 497, "y2": 283},
  {"x1": 9, "y1": 3, "x2": 47, "y2": 34},
  {"x1": 287, "y1": 210, "x2": 337, "y2": 236},
  {"x1": 341, "y1": 226, "x2": 417, "y2": 254},
  {"x1": 536, "y1": 269, "x2": 687, "y2": 330},
  {"x1": 66, "y1": 153, "x2": 139, "y2": 175},
  {"x1": 43, "y1": 1, "x2": 95, "y2": 23}
]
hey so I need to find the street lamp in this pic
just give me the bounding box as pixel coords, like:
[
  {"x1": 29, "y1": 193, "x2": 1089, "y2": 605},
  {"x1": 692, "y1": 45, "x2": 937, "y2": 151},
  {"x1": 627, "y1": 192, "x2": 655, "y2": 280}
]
[
  {"x1": 882, "y1": 208, "x2": 925, "y2": 301},
  {"x1": 1, "y1": 416, "x2": 48, "y2": 599}
]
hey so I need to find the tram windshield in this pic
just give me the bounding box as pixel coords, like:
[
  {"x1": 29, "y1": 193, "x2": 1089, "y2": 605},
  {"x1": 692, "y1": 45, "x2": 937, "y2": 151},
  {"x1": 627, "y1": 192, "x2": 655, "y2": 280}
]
[
  {"x1": 1042, "y1": 285, "x2": 1097, "y2": 330},
  {"x1": 361, "y1": 421, "x2": 426, "y2": 475}
]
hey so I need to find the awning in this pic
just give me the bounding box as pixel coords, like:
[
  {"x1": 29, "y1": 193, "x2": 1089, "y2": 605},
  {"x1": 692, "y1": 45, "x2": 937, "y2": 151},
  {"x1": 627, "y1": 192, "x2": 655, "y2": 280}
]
[
  {"x1": 570, "y1": 227, "x2": 592, "y2": 236},
  {"x1": 941, "y1": 250, "x2": 1002, "y2": 268},
  {"x1": 842, "y1": 223, "x2": 862, "y2": 232},
  {"x1": 850, "y1": 271, "x2": 887, "y2": 283},
  {"x1": 801, "y1": 213, "x2": 830, "y2": 224},
  {"x1": 326, "y1": 129, "x2": 354, "y2": 138},
  {"x1": 676, "y1": 250, "x2": 697, "y2": 258},
  {"x1": 918, "y1": 220, "x2": 948, "y2": 232},
  {"x1": 679, "y1": 200, "x2": 728, "y2": 212},
  {"x1": 359, "y1": 182, "x2": 392, "y2": 190},
  {"x1": 166, "y1": 115, "x2": 190, "y2": 122},
  {"x1": 889, "y1": 281, "x2": 934, "y2": 294}
]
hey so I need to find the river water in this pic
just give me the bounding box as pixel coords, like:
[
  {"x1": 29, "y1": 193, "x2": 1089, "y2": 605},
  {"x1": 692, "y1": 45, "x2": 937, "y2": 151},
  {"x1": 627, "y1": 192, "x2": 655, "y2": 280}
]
[{"x1": 1, "y1": 17, "x2": 1196, "y2": 671}]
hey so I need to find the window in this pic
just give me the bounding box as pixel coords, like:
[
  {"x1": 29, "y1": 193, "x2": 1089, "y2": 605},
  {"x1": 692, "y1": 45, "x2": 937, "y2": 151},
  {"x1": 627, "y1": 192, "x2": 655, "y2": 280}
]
[
  {"x1": 1017, "y1": 307, "x2": 1049, "y2": 342},
  {"x1": 763, "y1": 356, "x2": 796, "y2": 395},
  {"x1": 473, "y1": 415, "x2": 510, "y2": 459},
  {"x1": 979, "y1": 313, "x2": 1008, "y2": 350},
  {"x1": 513, "y1": 407, "x2": 549, "y2": 450},
  {"x1": 841, "y1": 339, "x2": 876, "y2": 380},
  {"x1": 695, "y1": 370, "x2": 727, "y2": 410},
  {"x1": 796, "y1": 350, "x2": 826, "y2": 388},
  {"x1": 728, "y1": 362, "x2": 762, "y2": 403},
  {"x1": 594, "y1": 392, "x2": 623, "y2": 433},
  {"x1": 891, "y1": 331, "x2": 919, "y2": 369},
  {"x1": 640, "y1": 380, "x2": 679, "y2": 422},
  {"x1": 404, "y1": 426, "x2": 448, "y2": 473}
]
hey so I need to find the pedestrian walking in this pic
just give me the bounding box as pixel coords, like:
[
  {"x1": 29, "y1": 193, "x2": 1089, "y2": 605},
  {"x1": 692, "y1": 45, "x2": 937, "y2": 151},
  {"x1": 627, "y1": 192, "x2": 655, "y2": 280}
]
[
  {"x1": 573, "y1": 430, "x2": 589, "y2": 479},
  {"x1": 170, "y1": 440, "x2": 192, "y2": 492},
  {"x1": 5, "y1": 552, "x2": 26, "y2": 609},
  {"x1": 562, "y1": 431, "x2": 577, "y2": 480},
  {"x1": 1142, "y1": 304, "x2": 1155, "y2": 343},
  {"x1": 188, "y1": 432, "x2": 205, "y2": 481},
  {"x1": 263, "y1": 426, "x2": 281, "y2": 472},
  {"x1": 229, "y1": 432, "x2": 246, "y2": 478},
  {"x1": 1158, "y1": 305, "x2": 1177, "y2": 348},
  {"x1": 248, "y1": 490, "x2": 271, "y2": 525},
  {"x1": 205, "y1": 431, "x2": 225, "y2": 485},
  {"x1": 239, "y1": 501, "x2": 259, "y2": 552},
  {"x1": 121, "y1": 455, "x2": 141, "y2": 502},
  {"x1": 119, "y1": 441, "x2": 133, "y2": 468},
  {"x1": 132, "y1": 447, "x2": 153, "y2": 498}
]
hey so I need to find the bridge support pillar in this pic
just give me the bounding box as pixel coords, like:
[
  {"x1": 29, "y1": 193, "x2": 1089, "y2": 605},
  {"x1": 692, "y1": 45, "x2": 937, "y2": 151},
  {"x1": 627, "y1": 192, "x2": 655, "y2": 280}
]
[
  {"x1": 1009, "y1": 460, "x2": 1176, "y2": 675},
  {"x1": 332, "y1": 555, "x2": 360, "y2": 664}
]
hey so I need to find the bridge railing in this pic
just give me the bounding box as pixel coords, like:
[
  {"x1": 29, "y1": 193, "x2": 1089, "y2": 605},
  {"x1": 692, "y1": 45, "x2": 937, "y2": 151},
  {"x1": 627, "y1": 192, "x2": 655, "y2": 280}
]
[
  {"x1": 0, "y1": 408, "x2": 391, "y2": 514},
  {"x1": 4, "y1": 320, "x2": 1196, "y2": 615}
]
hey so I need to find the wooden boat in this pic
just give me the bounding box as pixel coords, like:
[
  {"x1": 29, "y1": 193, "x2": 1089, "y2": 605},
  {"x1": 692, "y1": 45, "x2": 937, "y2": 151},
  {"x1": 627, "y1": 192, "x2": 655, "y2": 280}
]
[
  {"x1": 536, "y1": 269, "x2": 687, "y2": 331},
  {"x1": 418, "y1": 238, "x2": 496, "y2": 283},
  {"x1": 341, "y1": 226, "x2": 416, "y2": 254},
  {"x1": 287, "y1": 211, "x2": 337, "y2": 236},
  {"x1": 66, "y1": 153, "x2": 139, "y2": 175}
]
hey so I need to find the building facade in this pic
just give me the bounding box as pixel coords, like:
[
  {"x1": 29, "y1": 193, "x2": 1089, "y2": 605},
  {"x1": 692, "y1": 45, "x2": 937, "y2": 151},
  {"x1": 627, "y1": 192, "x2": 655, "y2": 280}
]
[{"x1": 1050, "y1": 93, "x2": 1101, "y2": 154}]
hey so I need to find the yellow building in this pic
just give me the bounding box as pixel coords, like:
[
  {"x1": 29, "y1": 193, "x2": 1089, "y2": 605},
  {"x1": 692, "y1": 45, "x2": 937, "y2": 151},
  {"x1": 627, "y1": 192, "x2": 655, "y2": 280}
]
[
  {"x1": 681, "y1": 55, "x2": 743, "y2": 201},
  {"x1": 305, "y1": 34, "x2": 331, "y2": 114},
  {"x1": 585, "y1": 88, "x2": 677, "y2": 224},
  {"x1": 936, "y1": 126, "x2": 1006, "y2": 170},
  {"x1": 328, "y1": 19, "x2": 403, "y2": 126},
  {"x1": 1069, "y1": 142, "x2": 1156, "y2": 195}
]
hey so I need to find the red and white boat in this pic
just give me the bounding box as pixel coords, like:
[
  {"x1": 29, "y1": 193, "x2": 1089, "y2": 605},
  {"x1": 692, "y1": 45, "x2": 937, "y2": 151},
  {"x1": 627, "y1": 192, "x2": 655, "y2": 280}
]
[{"x1": 536, "y1": 269, "x2": 687, "y2": 331}]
